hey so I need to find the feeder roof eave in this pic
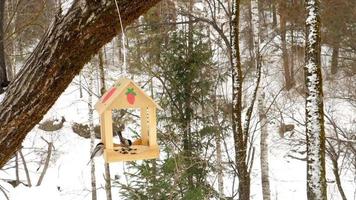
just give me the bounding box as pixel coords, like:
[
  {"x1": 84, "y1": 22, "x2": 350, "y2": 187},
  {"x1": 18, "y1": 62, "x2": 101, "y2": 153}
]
[{"x1": 95, "y1": 78, "x2": 163, "y2": 114}]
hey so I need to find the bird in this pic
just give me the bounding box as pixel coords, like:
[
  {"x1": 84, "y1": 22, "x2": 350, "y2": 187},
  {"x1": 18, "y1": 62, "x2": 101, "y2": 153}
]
[
  {"x1": 87, "y1": 142, "x2": 104, "y2": 165},
  {"x1": 114, "y1": 127, "x2": 132, "y2": 147}
]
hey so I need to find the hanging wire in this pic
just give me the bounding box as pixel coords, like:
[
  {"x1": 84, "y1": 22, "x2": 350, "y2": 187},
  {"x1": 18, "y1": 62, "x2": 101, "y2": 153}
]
[{"x1": 114, "y1": 0, "x2": 127, "y2": 76}]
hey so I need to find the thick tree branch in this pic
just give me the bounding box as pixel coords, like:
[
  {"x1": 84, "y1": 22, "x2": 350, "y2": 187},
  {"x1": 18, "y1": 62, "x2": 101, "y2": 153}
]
[{"x1": 0, "y1": 0, "x2": 161, "y2": 168}]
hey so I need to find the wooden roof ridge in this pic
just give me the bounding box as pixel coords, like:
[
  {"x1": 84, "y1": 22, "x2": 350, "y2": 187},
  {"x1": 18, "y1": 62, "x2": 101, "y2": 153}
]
[{"x1": 95, "y1": 77, "x2": 162, "y2": 113}]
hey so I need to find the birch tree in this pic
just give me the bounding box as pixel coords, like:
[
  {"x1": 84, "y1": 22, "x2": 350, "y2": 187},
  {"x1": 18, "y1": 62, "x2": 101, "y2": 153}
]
[
  {"x1": 258, "y1": 91, "x2": 270, "y2": 200},
  {"x1": 304, "y1": 0, "x2": 327, "y2": 199},
  {"x1": 98, "y1": 50, "x2": 112, "y2": 200},
  {"x1": 250, "y1": 0, "x2": 271, "y2": 199},
  {"x1": 0, "y1": 0, "x2": 161, "y2": 168},
  {"x1": 88, "y1": 65, "x2": 97, "y2": 200}
]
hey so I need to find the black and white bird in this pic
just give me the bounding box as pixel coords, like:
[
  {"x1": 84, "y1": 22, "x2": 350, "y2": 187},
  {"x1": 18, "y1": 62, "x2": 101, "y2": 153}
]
[
  {"x1": 87, "y1": 142, "x2": 104, "y2": 165},
  {"x1": 115, "y1": 125, "x2": 132, "y2": 147}
]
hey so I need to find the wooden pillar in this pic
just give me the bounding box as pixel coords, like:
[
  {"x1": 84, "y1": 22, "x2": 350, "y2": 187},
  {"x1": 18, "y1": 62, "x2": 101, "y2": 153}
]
[
  {"x1": 148, "y1": 107, "x2": 157, "y2": 147},
  {"x1": 140, "y1": 107, "x2": 149, "y2": 145},
  {"x1": 103, "y1": 110, "x2": 113, "y2": 150},
  {"x1": 100, "y1": 114, "x2": 106, "y2": 145}
]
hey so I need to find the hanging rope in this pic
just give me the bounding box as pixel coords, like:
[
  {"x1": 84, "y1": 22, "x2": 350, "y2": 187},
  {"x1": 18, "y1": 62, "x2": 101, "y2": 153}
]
[{"x1": 114, "y1": 0, "x2": 127, "y2": 76}]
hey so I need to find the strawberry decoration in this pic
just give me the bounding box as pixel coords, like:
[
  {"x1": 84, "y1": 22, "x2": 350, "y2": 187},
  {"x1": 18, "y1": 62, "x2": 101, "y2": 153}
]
[{"x1": 125, "y1": 88, "x2": 136, "y2": 105}]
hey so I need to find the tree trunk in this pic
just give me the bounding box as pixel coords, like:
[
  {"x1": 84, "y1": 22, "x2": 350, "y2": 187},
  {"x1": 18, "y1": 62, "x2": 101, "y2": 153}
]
[
  {"x1": 304, "y1": 0, "x2": 327, "y2": 199},
  {"x1": 36, "y1": 141, "x2": 53, "y2": 186},
  {"x1": 330, "y1": 43, "x2": 339, "y2": 75},
  {"x1": 19, "y1": 150, "x2": 32, "y2": 187},
  {"x1": 182, "y1": 0, "x2": 194, "y2": 188},
  {"x1": 88, "y1": 66, "x2": 97, "y2": 200},
  {"x1": 98, "y1": 49, "x2": 106, "y2": 95},
  {"x1": 0, "y1": 0, "x2": 9, "y2": 92},
  {"x1": 213, "y1": 93, "x2": 224, "y2": 199},
  {"x1": 232, "y1": 0, "x2": 250, "y2": 199},
  {"x1": 15, "y1": 153, "x2": 19, "y2": 186},
  {"x1": 272, "y1": 0, "x2": 277, "y2": 28},
  {"x1": 251, "y1": 1, "x2": 271, "y2": 199},
  {"x1": 0, "y1": 0, "x2": 161, "y2": 168},
  {"x1": 9, "y1": 0, "x2": 18, "y2": 78},
  {"x1": 331, "y1": 156, "x2": 347, "y2": 200},
  {"x1": 258, "y1": 92, "x2": 271, "y2": 200},
  {"x1": 98, "y1": 52, "x2": 112, "y2": 200},
  {"x1": 279, "y1": 0, "x2": 292, "y2": 90}
]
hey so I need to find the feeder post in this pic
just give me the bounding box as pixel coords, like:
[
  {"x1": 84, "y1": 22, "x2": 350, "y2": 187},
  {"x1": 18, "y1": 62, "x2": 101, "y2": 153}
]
[
  {"x1": 102, "y1": 110, "x2": 114, "y2": 150},
  {"x1": 148, "y1": 106, "x2": 157, "y2": 147},
  {"x1": 140, "y1": 106, "x2": 149, "y2": 145}
]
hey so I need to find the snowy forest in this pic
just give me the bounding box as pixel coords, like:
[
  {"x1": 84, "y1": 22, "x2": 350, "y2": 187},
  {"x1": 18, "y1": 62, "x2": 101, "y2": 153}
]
[{"x1": 0, "y1": 0, "x2": 355, "y2": 199}]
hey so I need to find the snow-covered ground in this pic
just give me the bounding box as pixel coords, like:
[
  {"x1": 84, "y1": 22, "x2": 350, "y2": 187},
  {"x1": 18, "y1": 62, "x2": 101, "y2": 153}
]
[
  {"x1": 1, "y1": 4, "x2": 355, "y2": 198},
  {"x1": 1, "y1": 73, "x2": 354, "y2": 200},
  {"x1": 0, "y1": 77, "x2": 142, "y2": 200}
]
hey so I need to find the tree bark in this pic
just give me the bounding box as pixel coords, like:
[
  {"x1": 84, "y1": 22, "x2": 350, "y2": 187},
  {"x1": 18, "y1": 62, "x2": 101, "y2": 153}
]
[
  {"x1": 19, "y1": 150, "x2": 32, "y2": 187},
  {"x1": 330, "y1": 43, "x2": 339, "y2": 75},
  {"x1": 251, "y1": 1, "x2": 271, "y2": 199},
  {"x1": 0, "y1": 0, "x2": 9, "y2": 92},
  {"x1": 98, "y1": 49, "x2": 106, "y2": 95},
  {"x1": 279, "y1": 0, "x2": 293, "y2": 90},
  {"x1": 331, "y1": 155, "x2": 347, "y2": 200},
  {"x1": 98, "y1": 53, "x2": 112, "y2": 200},
  {"x1": 271, "y1": 0, "x2": 277, "y2": 28},
  {"x1": 0, "y1": 0, "x2": 161, "y2": 168},
  {"x1": 304, "y1": 0, "x2": 327, "y2": 199},
  {"x1": 88, "y1": 66, "x2": 97, "y2": 200},
  {"x1": 232, "y1": 0, "x2": 250, "y2": 199},
  {"x1": 36, "y1": 140, "x2": 53, "y2": 186},
  {"x1": 182, "y1": 0, "x2": 194, "y2": 188},
  {"x1": 213, "y1": 92, "x2": 224, "y2": 199},
  {"x1": 15, "y1": 153, "x2": 19, "y2": 186},
  {"x1": 258, "y1": 92, "x2": 271, "y2": 200}
]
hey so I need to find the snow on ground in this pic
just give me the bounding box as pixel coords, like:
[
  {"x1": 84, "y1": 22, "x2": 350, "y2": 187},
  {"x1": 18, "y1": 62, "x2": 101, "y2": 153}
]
[
  {"x1": 2, "y1": 81, "x2": 355, "y2": 199},
  {"x1": 0, "y1": 75, "x2": 138, "y2": 200},
  {"x1": 0, "y1": 92, "x2": 4, "y2": 104},
  {"x1": 1, "y1": 61, "x2": 355, "y2": 200}
]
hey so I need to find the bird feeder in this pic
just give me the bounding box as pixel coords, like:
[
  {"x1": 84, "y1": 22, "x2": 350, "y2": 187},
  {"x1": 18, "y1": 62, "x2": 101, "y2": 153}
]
[{"x1": 95, "y1": 78, "x2": 161, "y2": 162}]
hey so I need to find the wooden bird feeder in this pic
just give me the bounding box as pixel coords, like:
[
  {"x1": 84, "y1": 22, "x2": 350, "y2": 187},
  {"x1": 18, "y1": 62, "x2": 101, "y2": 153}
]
[{"x1": 95, "y1": 78, "x2": 161, "y2": 162}]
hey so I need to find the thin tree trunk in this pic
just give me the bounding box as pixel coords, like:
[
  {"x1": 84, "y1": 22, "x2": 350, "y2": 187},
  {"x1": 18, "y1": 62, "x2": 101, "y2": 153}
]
[
  {"x1": 98, "y1": 49, "x2": 106, "y2": 95},
  {"x1": 88, "y1": 66, "x2": 97, "y2": 200},
  {"x1": 290, "y1": 25, "x2": 295, "y2": 87},
  {"x1": 98, "y1": 51, "x2": 112, "y2": 200},
  {"x1": 0, "y1": 0, "x2": 161, "y2": 168},
  {"x1": 331, "y1": 157, "x2": 347, "y2": 200},
  {"x1": 149, "y1": 79, "x2": 158, "y2": 197},
  {"x1": 0, "y1": 0, "x2": 9, "y2": 92},
  {"x1": 10, "y1": 0, "x2": 17, "y2": 78},
  {"x1": 232, "y1": 0, "x2": 250, "y2": 199},
  {"x1": 330, "y1": 43, "x2": 339, "y2": 75},
  {"x1": 183, "y1": 0, "x2": 194, "y2": 188},
  {"x1": 279, "y1": 0, "x2": 292, "y2": 90},
  {"x1": 36, "y1": 140, "x2": 53, "y2": 186},
  {"x1": 304, "y1": 0, "x2": 327, "y2": 199},
  {"x1": 104, "y1": 165, "x2": 112, "y2": 200},
  {"x1": 19, "y1": 150, "x2": 32, "y2": 187},
  {"x1": 258, "y1": 92, "x2": 271, "y2": 200},
  {"x1": 4, "y1": 0, "x2": 14, "y2": 81},
  {"x1": 251, "y1": 1, "x2": 271, "y2": 199},
  {"x1": 0, "y1": 184, "x2": 9, "y2": 200},
  {"x1": 272, "y1": 0, "x2": 277, "y2": 28},
  {"x1": 15, "y1": 153, "x2": 19, "y2": 186},
  {"x1": 213, "y1": 93, "x2": 224, "y2": 199},
  {"x1": 247, "y1": 1, "x2": 254, "y2": 63}
]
